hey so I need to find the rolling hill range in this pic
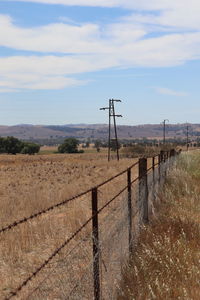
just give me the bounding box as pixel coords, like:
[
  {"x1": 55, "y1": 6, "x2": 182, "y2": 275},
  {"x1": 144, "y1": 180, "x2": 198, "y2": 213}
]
[{"x1": 0, "y1": 123, "x2": 199, "y2": 143}]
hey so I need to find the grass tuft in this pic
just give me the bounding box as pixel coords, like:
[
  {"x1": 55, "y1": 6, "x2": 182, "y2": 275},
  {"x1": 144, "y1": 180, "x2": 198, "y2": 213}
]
[{"x1": 118, "y1": 152, "x2": 200, "y2": 300}]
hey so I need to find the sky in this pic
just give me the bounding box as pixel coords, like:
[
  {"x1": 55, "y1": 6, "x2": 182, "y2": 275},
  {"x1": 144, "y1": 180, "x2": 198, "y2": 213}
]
[{"x1": 0, "y1": 0, "x2": 200, "y2": 125}]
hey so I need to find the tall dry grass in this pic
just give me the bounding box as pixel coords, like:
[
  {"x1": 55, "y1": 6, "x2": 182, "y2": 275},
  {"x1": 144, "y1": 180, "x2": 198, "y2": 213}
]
[
  {"x1": 118, "y1": 152, "x2": 200, "y2": 299},
  {"x1": 0, "y1": 153, "x2": 141, "y2": 298}
]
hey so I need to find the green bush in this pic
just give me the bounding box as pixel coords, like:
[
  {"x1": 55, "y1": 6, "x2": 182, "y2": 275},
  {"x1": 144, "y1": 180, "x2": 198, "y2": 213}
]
[
  {"x1": 58, "y1": 138, "x2": 79, "y2": 153},
  {"x1": 110, "y1": 139, "x2": 121, "y2": 152},
  {"x1": 0, "y1": 136, "x2": 40, "y2": 155},
  {"x1": 0, "y1": 137, "x2": 6, "y2": 153},
  {"x1": 3, "y1": 136, "x2": 23, "y2": 154},
  {"x1": 21, "y1": 143, "x2": 40, "y2": 155}
]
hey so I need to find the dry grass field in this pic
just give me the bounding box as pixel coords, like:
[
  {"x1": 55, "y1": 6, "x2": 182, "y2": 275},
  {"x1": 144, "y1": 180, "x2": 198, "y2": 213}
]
[
  {"x1": 0, "y1": 153, "x2": 138, "y2": 225},
  {"x1": 0, "y1": 152, "x2": 140, "y2": 299},
  {"x1": 118, "y1": 152, "x2": 200, "y2": 299}
]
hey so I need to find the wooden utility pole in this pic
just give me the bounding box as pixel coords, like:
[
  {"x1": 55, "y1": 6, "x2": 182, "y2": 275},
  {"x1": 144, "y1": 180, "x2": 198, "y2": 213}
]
[
  {"x1": 163, "y1": 119, "x2": 169, "y2": 144},
  {"x1": 186, "y1": 123, "x2": 190, "y2": 151},
  {"x1": 100, "y1": 99, "x2": 122, "y2": 161}
]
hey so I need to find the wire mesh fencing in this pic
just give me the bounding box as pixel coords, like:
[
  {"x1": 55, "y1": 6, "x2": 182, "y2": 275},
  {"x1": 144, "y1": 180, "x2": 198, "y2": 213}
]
[{"x1": 0, "y1": 149, "x2": 180, "y2": 300}]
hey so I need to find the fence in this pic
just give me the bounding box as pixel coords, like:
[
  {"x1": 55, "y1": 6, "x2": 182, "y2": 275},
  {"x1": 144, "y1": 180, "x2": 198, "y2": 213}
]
[{"x1": 0, "y1": 149, "x2": 179, "y2": 300}]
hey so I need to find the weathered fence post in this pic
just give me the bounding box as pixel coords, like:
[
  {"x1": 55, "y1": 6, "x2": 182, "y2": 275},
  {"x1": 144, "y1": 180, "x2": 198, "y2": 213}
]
[
  {"x1": 160, "y1": 150, "x2": 164, "y2": 181},
  {"x1": 92, "y1": 187, "x2": 100, "y2": 300},
  {"x1": 158, "y1": 154, "x2": 161, "y2": 183},
  {"x1": 169, "y1": 149, "x2": 176, "y2": 168},
  {"x1": 152, "y1": 156, "x2": 156, "y2": 203},
  {"x1": 160, "y1": 150, "x2": 164, "y2": 162},
  {"x1": 164, "y1": 151, "x2": 166, "y2": 162},
  {"x1": 139, "y1": 158, "x2": 148, "y2": 223},
  {"x1": 127, "y1": 168, "x2": 132, "y2": 253},
  {"x1": 165, "y1": 151, "x2": 169, "y2": 174},
  {"x1": 170, "y1": 149, "x2": 175, "y2": 157}
]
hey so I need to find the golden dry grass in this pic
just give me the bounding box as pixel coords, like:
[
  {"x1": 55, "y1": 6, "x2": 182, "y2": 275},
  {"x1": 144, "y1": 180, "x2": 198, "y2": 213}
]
[
  {"x1": 0, "y1": 153, "x2": 139, "y2": 225},
  {"x1": 0, "y1": 152, "x2": 142, "y2": 298},
  {"x1": 118, "y1": 152, "x2": 200, "y2": 299}
]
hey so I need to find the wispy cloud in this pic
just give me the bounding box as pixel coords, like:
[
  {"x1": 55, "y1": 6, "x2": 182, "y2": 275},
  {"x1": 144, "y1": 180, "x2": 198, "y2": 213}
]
[
  {"x1": 0, "y1": 88, "x2": 19, "y2": 93},
  {"x1": 9, "y1": 0, "x2": 200, "y2": 30},
  {"x1": 154, "y1": 87, "x2": 188, "y2": 97},
  {"x1": 0, "y1": 14, "x2": 200, "y2": 62},
  {"x1": 2, "y1": 1, "x2": 200, "y2": 91}
]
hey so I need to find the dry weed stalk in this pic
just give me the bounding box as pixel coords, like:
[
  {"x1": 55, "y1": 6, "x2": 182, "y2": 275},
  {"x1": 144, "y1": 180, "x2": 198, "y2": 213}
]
[{"x1": 118, "y1": 152, "x2": 200, "y2": 300}]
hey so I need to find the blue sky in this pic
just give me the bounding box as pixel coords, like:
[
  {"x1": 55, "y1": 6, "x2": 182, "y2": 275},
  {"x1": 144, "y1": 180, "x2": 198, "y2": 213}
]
[{"x1": 0, "y1": 0, "x2": 200, "y2": 125}]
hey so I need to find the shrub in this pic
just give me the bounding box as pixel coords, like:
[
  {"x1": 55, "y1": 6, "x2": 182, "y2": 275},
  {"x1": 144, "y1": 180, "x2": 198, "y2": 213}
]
[
  {"x1": 110, "y1": 139, "x2": 121, "y2": 152},
  {"x1": 0, "y1": 136, "x2": 40, "y2": 155},
  {"x1": 94, "y1": 139, "x2": 102, "y2": 152},
  {"x1": 3, "y1": 136, "x2": 23, "y2": 154},
  {"x1": 58, "y1": 138, "x2": 79, "y2": 154},
  {"x1": 21, "y1": 143, "x2": 40, "y2": 155},
  {"x1": 0, "y1": 137, "x2": 6, "y2": 153}
]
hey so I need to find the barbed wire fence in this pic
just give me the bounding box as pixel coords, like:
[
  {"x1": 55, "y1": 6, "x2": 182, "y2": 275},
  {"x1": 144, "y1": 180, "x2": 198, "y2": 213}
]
[{"x1": 0, "y1": 149, "x2": 179, "y2": 300}]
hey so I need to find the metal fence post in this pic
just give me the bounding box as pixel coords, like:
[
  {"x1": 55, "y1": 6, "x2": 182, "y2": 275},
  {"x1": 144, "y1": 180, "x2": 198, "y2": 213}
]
[
  {"x1": 127, "y1": 168, "x2": 132, "y2": 253},
  {"x1": 92, "y1": 187, "x2": 100, "y2": 300},
  {"x1": 139, "y1": 158, "x2": 148, "y2": 223}
]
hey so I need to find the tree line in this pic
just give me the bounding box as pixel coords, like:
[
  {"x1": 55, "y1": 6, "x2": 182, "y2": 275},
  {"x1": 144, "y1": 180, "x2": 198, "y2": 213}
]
[{"x1": 0, "y1": 136, "x2": 40, "y2": 155}]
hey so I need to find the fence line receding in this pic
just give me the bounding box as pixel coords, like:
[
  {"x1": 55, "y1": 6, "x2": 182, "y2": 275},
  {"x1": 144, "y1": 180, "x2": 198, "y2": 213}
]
[{"x1": 0, "y1": 149, "x2": 179, "y2": 300}]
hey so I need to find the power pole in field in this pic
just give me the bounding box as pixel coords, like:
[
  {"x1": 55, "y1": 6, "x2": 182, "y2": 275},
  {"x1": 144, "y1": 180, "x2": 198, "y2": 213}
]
[
  {"x1": 100, "y1": 99, "x2": 122, "y2": 161},
  {"x1": 186, "y1": 123, "x2": 190, "y2": 151},
  {"x1": 163, "y1": 119, "x2": 169, "y2": 145}
]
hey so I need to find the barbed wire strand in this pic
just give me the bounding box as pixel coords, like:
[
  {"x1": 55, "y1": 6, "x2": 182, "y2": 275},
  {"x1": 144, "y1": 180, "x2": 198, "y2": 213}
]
[
  {"x1": 4, "y1": 153, "x2": 176, "y2": 299},
  {"x1": 4, "y1": 182, "x2": 129, "y2": 300},
  {"x1": 24, "y1": 237, "x2": 85, "y2": 300},
  {"x1": 0, "y1": 161, "x2": 139, "y2": 235},
  {"x1": 96, "y1": 161, "x2": 139, "y2": 189}
]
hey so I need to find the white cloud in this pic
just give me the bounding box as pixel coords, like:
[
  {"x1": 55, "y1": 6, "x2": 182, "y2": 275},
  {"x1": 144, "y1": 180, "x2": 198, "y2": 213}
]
[
  {"x1": 154, "y1": 87, "x2": 188, "y2": 97},
  {"x1": 0, "y1": 15, "x2": 111, "y2": 54},
  {"x1": 10, "y1": 1, "x2": 200, "y2": 11},
  {"x1": 0, "y1": 55, "x2": 117, "y2": 90},
  {"x1": 1, "y1": 28, "x2": 200, "y2": 90},
  {"x1": 2, "y1": 1, "x2": 200, "y2": 91},
  {"x1": 9, "y1": 0, "x2": 120, "y2": 7},
  {"x1": 0, "y1": 74, "x2": 85, "y2": 90},
  {"x1": 0, "y1": 88, "x2": 19, "y2": 93},
  {"x1": 11, "y1": 1, "x2": 200, "y2": 31},
  {"x1": 1, "y1": 14, "x2": 200, "y2": 60}
]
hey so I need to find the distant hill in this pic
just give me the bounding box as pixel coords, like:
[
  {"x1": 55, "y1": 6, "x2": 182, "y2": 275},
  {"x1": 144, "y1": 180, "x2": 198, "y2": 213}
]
[{"x1": 0, "y1": 123, "x2": 199, "y2": 144}]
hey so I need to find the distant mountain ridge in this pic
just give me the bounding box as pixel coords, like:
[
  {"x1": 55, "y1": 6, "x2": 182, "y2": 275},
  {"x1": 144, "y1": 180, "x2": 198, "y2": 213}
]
[{"x1": 0, "y1": 123, "x2": 199, "y2": 143}]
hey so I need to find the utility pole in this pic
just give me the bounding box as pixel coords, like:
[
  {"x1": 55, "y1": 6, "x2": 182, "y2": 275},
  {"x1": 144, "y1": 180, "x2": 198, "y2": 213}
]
[
  {"x1": 100, "y1": 99, "x2": 122, "y2": 161},
  {"x1": 163, "y1": 119, "x2": 169, "y2": 145},
  {"x1": 186, "y1": 123, "x2": 189, "y2": 151}
]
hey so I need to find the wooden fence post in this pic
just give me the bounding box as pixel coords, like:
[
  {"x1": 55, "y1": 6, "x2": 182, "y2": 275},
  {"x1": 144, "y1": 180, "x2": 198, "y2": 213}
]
[
  {"x1": 160, "y1": 150, "x2": 164, "y2": 162},
  {"x1": 92, "y1": 188, "x2": 100, "y2": 300},
  {"x1": 127, "y1": 168, "x2": 132, "y2": 253},
  {"x1": 139, "y1": 158, "x2": 148, "y2": 223},
  {"x1": 152, "y1": 156, "x2": 156, "y2": 203},
  {"x1": 170, "y1": 149, "x2": 175, "y2": 157},
  {"x1": 160, "y1": 150, "x2": 164, "y2": 181},
  {"x1": 158, "y1": 154, "x2": 161, "y2": 183}
]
